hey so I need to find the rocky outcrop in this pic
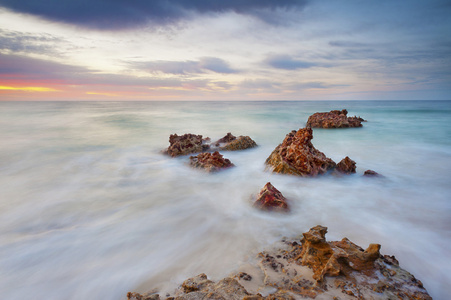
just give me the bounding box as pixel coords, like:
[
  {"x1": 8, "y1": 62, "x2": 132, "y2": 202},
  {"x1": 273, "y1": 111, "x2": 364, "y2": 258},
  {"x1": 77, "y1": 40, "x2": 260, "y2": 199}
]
[
  {"x1": 129, "y1": 226, "x2": 431, "y2": 300},
  {"x1": 189, "y1": 151, "x2": 234, "y2": 172},
  {"x1": 265, "y1": 128, "x2": 336, "y2": 177},
  {"x1": 212, "y1": 133, "x2": 258, "y2": 151},
  {"x1": 336, "y1": 156, "x2": 357, "y2": 174},
  {"x1": 306, "y1": 109, "x2": 365, "y2": 128},
  {"x1": 215, "y1": 132, "x2": 237, "y2": 145},
  {"x1": 164, "y1": 133, "x2": 210, "y2": 157},
  {"x1": 253, "y1": 182, "x2": 289, "y2": 212},
  {"x1": 165, "y1": 133, "x2": 257, "y2": 157},
  {"x1": 220, "y1": 136, "x2": 257, "y2": 151}
]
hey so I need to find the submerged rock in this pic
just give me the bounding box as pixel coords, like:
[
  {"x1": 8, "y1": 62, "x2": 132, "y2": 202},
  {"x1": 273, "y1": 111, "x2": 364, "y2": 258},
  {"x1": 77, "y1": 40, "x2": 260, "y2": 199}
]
[
  {"x1": 363, "y1": 169, "x2": 381, "y2": 177},
  {"x1": 253, "y1": 182, "x2": 289, "y2": 212},
  {"x1": 265, "y1": 128, "x2": 336, "y2": 177},
  {"x1": 164, "y1": 133, "x2": 209, "y2": 157},
  {"x1": 336, "y1": 156, "x2": 357, "y2": 174},
  {"x1": 306, "y1": 109, "x2": 365, "y2": 128},
  {"x1": 130, "y1": 226, "x2": 432, "y2": 300},
  {"x1": 189, "y1": 151, "x2": 234, "y2": 172}
]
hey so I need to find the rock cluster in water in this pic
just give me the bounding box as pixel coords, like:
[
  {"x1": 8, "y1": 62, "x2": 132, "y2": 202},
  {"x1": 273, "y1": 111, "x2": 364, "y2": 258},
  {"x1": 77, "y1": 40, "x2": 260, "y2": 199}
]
[
  {"x1": 306, "y1": 109, "x2": 365, "y2": 128},
  {"x1": 265, "y1": 128, "x2": 336, "y2": 176},
  {"x1": 128, "y1": 226, "x2": 431, "y2": 300},
  {"x1": 189, "y1": 151, "x2": 234, "y2": 172},
  {"x1": 164, "y1": 132, "x2": 257, "y2": 171},
  {"x1": 266, "y1": 128, "x2": 379, "y2": 177},
  {"x1": 253, "y1": 182, "x2": 289, "y2": 212}
]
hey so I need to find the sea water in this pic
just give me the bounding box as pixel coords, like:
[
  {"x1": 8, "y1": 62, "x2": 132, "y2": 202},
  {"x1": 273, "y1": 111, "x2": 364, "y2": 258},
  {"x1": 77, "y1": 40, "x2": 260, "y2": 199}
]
[{"x1": 0, "y1": 100, "x2": 450, "y2": 300}]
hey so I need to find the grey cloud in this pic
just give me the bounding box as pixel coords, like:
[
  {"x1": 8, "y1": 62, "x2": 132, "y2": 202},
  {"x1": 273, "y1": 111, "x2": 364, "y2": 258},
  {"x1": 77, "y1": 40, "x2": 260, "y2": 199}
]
[
  {"x1": 265, "y1": 54, "x2": 317, "y2": 70},
  {"x1": 0, "y1": 29, "x2": 65, "y2": 56},
  {"x1": 129, "y1": 57, "x2": 238, "y2": 75},
  {"x1": 0, "y1": 53, "x2": 203, "y2": 88},
  {"x1": 0, "y1": 0, "x2": 308, "y2": 30}
]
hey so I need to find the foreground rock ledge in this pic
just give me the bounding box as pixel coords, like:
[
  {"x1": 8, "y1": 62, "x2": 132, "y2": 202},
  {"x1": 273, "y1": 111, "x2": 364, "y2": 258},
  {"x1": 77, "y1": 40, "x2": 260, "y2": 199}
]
[
  {"x1": 265, "y1": 128, "x2": 336, "y2": 177},
  {"x1": 128, "y1": 225, "x2": 431, "y2": 300},
  {"x1": 306, "y1": 109, "x2": 365, "y2": 128}
]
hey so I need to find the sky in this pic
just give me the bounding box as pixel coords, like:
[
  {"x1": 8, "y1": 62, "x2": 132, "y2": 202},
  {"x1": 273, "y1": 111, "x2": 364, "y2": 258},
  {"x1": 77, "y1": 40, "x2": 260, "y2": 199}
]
[{"x1": 0, "y1": 0, "x2": 450, "y2": 101}]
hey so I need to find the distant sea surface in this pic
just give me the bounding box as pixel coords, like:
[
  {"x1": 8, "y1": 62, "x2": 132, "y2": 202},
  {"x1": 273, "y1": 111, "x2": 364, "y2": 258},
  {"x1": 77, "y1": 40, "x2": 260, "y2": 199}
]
[{"x1": 1, "y1": 100, "x2": 450, "y2": 300}]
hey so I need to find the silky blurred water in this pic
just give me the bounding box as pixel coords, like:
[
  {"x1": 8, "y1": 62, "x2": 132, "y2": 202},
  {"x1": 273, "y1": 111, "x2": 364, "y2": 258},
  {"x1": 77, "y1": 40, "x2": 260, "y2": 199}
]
[{"x1": 0, "y1": 100, "x2": 450, "y2": 299}]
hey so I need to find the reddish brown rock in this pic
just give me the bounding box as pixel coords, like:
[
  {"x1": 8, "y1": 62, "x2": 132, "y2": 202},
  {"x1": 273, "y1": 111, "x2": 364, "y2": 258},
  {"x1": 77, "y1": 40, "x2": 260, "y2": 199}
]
[
  {"x1": 189, "y1": 151, "x2": 234, "y2": 172},
  {"x1": 253, "y1": 182, "x2": 289, "y2": 212},
  {"x1": 363, "y1": 169, "x2": 380, "y2": 177},
  {"x1": 220, "y1": 135, "x2": 257, "y2": 151},
  {"x1": 336, "y1": 156, "x2": 357, "y2": 174},
  {"x1": 165, "y1": 133, "x2": 209, "y2": 157},
  {"x1": 265, "y1": 128, "x2": 336, "y2": 177},
  {"x1": 306, "y1": 109, "x2": 365, "y2": 128},
  {"x1": 215, "y1": 132, "x2": 237, "y2": 145}
]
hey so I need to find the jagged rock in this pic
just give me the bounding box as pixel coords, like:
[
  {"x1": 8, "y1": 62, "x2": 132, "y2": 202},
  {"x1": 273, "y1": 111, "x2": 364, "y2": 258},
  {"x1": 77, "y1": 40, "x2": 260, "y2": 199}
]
[
  {"x1": 220, "y1": 136, "x2": 257, "y2": 151},
  {"x1": 265, "y1": 128, "x2": 336, "y2": 177},
  {"x1": 130, "y1": 226, "x2": 432, "y2": 300},
  {"x1": 253, "y1": 182, "x2": 289, "y2": 212},
  {"x1": 336, "y1": 156, "x2": 356, "y2": 174},
  {"x1": 363, "y1": 169, "x2": 381, "y2": 177},
  {"x1": 189, "y1": 151, "x2": 234, "y2": 172},
  {"x1": 306, "y1": 109, "x2": 365, "y2": 128},
  {"x1": 165, "y1": 133, "x2": 210, "y2": 157},
  {"x1": 215, "y1": 132, "x2": 237, "y2": 145}
]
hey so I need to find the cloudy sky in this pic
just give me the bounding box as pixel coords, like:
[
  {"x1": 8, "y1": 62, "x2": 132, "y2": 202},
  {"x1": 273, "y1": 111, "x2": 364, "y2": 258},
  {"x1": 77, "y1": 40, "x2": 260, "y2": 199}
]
[{"x1": 0, "y1": 0, "x2": 450, "y2": 101}]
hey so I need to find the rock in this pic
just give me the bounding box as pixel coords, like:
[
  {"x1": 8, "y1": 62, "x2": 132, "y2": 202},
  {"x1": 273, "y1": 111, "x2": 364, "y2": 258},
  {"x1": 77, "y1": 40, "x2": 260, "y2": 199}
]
[
  {"x1": 220, "y1": 136, "x2": 257, "y2": 151},
  {"x1": 215, "y1": 132, "x2": 237, "y2": 145},
  {"x1": 336, "y1": 156, "x2": 356, "y2": 174},
  {"x1": 306, "y1": 109, "x2": 365, "y2": 128},
  {"x1": 130, "y1": 226, "x2": 432, "y2": 300},
  {"x1": 127, "y1": 292, "x2": 160, "y2": 300},
  {"x1": 165, "y1": 133, "x2": 209, "y2": 157},
  {"x1": 189, "y1": 151, "x2": 234, "y2": 172},
  {"x1": 363, "y1": 169, "x2": 381, "y2": 177},
  {"x1": 265, "y1": 128, "x2": 336, "y2": 177},
  {"x1": 253, "y1": 182, "x2": 289, "y2": 212}
]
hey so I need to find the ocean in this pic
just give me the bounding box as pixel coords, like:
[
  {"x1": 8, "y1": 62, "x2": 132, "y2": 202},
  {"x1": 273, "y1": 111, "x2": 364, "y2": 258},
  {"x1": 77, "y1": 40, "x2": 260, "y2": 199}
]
[{"x1": 0, "y1": 100, "x2": 450, "y2": 299}]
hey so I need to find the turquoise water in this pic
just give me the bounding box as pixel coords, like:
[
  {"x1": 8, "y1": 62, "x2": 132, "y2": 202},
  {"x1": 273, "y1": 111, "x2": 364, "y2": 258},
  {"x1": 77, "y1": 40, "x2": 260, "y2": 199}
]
[{"x1": 0, "y1": 100, "x2": 450, "y2": 299}]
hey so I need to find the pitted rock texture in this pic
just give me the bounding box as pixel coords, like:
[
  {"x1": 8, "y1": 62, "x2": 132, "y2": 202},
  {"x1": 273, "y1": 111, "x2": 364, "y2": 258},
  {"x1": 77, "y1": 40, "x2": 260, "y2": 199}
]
[
  {"x1": 265, "y1": 128, "x2": 336, "y2": 177},
  {"x1": 306, "y1": 109, "x2": 365, "y2": 128},
  {"x1": 220, "y1": 135, "x2": 257, "y2": 151},
  {"x1": 189, "y1": 151, "x2": 234, "y2": 172},
  {"x1": 253, "y1": 182, "x2": 289, "y2": 212},
  {"x1": 165, "y1": 133, "x2": 209, "y2": 157},
  {"x1": 129, "y1": 226, "x2": 432, "y2": 300},
  {"x1": 336, "y1": 156, "x2": 357, "y2": 174}
]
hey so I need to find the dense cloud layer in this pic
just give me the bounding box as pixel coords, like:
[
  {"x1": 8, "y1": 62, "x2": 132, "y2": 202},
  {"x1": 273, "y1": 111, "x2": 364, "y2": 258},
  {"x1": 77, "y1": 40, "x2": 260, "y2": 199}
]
[{"x1": 0, "y1": 0, "x2": 308, "y2": 29}]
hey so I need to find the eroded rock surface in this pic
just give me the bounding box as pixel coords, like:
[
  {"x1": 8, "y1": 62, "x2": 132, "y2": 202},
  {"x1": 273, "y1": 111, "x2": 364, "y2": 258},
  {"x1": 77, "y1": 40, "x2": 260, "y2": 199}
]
[
  {"x1": 165, "y1": 133, "x2": 209, "y2": 157},
  {"x1": 165, "y1": 133, "x2": 257, "y2": 157},
  {"x1": 265, "y1": 128, "x2": 336, "y2": 177},
  {"x1": 128, "y1": 226, "x2": 432, "y2": 300},
  {"x1": 189, "y1": 151, "x2": 234, "y2": 172},
  {"x1": 220, "y1": 135, "x2": 257, "y2": 151},
  {"x1": 253, "y1": 182, "x2": 289, "y2": 212},
  {"x1": 306, "y1": 109, "x2": 365, "y2": 128},
  {"x1": 336, "y1": 156, "x2": 357, "y2": 174}
]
